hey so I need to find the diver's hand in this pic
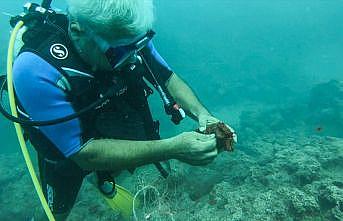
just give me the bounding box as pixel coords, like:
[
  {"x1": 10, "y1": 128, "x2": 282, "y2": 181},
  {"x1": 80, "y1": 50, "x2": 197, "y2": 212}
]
[
  {"x1": 198, "y1": 112, "x2": 238, "y2": 148},
  {"x1": 172, "y1": 131, "x2": 218, "y2": 166},
  {"x1": 226, "y1": 124, "x2": 238, "y2": 144},
  {"x1": 198, "y1": 112, "x2": 220, "y2": 132}
]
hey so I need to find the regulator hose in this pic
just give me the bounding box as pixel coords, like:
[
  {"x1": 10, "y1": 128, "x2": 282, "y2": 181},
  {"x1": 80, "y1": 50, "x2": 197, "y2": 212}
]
[{"x1": 7, "y1": 20, "x2": 55, "y2": 221}]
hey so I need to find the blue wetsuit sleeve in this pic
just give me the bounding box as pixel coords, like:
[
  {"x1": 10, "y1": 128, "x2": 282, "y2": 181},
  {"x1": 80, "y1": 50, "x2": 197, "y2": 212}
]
[
  {"x1": 142, "y1": 41, "x2": 174, "y2": 85},
  {"x1": 13, "y1": 52, "x2": 82, "y2": 158}
]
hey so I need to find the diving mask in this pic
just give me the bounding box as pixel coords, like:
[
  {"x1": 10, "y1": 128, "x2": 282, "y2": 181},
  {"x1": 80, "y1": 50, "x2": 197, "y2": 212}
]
[{"x1": 91, "y1": 30, "x2": 155, "y2": 70}]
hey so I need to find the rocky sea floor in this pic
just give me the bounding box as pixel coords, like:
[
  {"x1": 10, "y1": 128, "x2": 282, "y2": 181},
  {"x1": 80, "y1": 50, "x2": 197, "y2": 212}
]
[{"x1": 0, "y1": 129, "x2": 342, "y2": 221}]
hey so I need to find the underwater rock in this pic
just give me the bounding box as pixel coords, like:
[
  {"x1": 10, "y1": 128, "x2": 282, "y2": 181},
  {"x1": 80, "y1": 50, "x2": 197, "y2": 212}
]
[
  {"x1": 319, "y1": 184, "x2": 342, "y2": 210},
  {"x1": 217, "y1": 151, "x2": 255, "y2": 186},
  {"x1": 68, "y1": 180, "x2": 121, "y2": 221},
  {"x1": 289, "y1": 153, "x2": 321, "y2": 186},
  {"x1": 307, "y1": 80, "x2": 343, "y2": 137},
  {"x1": 0, "y1": 153, "x2": 121, "y2": 220},
  {"x1": 281, "y1": 187, "x2": 320, "y2": 218},
  {"x1": 212, "y1": 183, "x2": 292, "y2": 221},
  {"x1": 250, "y1": 190, "x2": 290, "y2": 221},
  {"x1": 318, "y1": 182, "x2": 343, "y2": 221},
  {"x1": 239, "y1": 108, "x2": 298, "y2": 138},
  {"x1": 0, "y1": 153, "x2": 26, "y2": 194},
  {"x1": 0, "y1": 153, "x2": 41, "y2": 220},
  {"x1": 0, "y1": 130, "x2": 342, "y2": 220},
  {"x1": 184, "y1": 167, "x2": 224, "y2": 201},
  {"x1": 317, "y1": 137, "x2": 343, "y2": 175}
]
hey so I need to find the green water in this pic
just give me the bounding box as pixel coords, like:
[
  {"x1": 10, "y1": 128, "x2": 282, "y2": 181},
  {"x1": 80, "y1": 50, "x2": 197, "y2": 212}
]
[{"x1": 0, "y1": 1, "x2": 342, "y2": 220}]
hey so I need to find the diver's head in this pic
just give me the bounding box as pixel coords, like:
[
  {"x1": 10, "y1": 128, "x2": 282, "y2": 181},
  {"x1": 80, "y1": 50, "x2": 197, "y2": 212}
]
[{"x1": 66, "y1": 0, "x2": 154, "y2": 72}]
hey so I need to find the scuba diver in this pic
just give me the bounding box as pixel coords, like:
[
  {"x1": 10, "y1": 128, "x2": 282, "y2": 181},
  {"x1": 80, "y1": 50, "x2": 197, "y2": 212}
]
[{"x1": 1, "y1": 0, "x2": 237, "y2": 220}]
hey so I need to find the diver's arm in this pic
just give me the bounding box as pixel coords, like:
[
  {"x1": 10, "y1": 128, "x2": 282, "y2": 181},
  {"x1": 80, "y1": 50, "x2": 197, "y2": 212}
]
[
  {"x1": 166, "y1": 73, "x2": 238, "y2": 144},
  {"x1": 166, "y1": 72, "x2": 211, "y2": 121},
  {"x1": 71, "y1": 132, "x2": 217, "y2": 171},
  {"x1": 71, "y1": 138, "x2": 174, "y2": 171}
]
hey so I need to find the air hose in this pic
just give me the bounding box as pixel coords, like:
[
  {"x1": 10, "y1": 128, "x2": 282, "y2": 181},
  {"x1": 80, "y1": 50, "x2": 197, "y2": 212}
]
[{"x1": 7, "y1": 20, "x2": 55, "y2": 221}]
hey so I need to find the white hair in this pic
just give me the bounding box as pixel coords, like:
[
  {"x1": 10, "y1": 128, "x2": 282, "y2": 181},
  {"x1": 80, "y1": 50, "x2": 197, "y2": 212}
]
[{"x1": 67, "y1": 0, "x2": 154, "y2": 41}]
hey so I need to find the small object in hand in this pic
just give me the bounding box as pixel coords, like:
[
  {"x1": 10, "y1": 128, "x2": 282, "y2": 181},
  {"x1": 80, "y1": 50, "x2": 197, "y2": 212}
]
[{"x1": 197, "y1": 122, "x2": 234, "y2": 152}]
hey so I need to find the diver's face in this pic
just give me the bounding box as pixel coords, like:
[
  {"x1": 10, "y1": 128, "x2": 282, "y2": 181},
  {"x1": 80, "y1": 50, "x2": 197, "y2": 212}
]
[{"x1": 69, "y1": 21, "x2": 112, "y2": 72}]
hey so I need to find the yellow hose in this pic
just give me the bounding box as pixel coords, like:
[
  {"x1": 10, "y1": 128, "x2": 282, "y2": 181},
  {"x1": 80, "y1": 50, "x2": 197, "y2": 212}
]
[{"x1": 7, "y1": 21, "x2": 56, "y2": 221}]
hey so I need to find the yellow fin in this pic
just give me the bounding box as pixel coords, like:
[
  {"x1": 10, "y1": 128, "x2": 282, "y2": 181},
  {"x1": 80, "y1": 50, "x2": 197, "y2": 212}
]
[{"x1": 102, "y1": 184, "x2": 139, "y2": 221}]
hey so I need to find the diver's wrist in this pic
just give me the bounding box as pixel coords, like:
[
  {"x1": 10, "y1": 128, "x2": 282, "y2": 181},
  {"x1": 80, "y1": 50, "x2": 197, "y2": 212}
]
[
  {"x1": 156, "y1": 138, "x2": 179, "y2": 160},
  {"x1": 165, "y1": 136, "x2": 184, "y2": 160},
  {"x1": 194, "y1": 108, "x2": 211, "y2": 120}
]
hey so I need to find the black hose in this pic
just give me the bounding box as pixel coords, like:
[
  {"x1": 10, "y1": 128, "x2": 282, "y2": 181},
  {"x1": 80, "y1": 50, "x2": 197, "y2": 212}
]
[{"x1": 0, "y1": 78, "x2": 115, "y2": 126}]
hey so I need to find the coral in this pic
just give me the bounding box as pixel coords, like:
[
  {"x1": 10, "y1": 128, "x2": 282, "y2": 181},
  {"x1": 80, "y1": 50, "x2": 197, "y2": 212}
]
[
  {"x1": 318, "y1": 181, "x2": 343, "y2": 221},
  {"x1": 288, "y1": 153, "x2": 321, "y2": 186},
  {"x1": 1, "y1": 130, "x2": 342, "y2": 221},
  {"x1": 281, "y1": 187, "x2": 320, "y2": 218}
]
